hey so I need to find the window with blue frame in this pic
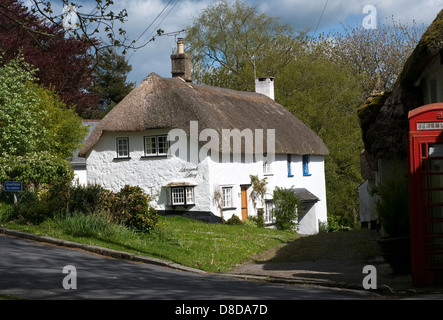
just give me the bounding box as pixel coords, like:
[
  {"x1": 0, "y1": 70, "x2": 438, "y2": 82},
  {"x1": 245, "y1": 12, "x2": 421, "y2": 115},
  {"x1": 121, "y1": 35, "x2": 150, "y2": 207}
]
[
  {"x1": 303, "y1": 155, "x2": 311, "y2": 176},
  {"x1": 287, "y1": 154, "x2": 294, "y2": 177}
]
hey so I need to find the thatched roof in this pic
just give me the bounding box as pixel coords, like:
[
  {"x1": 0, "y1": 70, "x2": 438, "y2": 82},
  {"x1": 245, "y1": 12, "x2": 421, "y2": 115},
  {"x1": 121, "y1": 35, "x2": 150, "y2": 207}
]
[
  {"x1": 79, "y1": 73, "x2": 328, "y2": 157},
  {"x1": 359, "y1": 9, "x2": 443, "y2": 161}
]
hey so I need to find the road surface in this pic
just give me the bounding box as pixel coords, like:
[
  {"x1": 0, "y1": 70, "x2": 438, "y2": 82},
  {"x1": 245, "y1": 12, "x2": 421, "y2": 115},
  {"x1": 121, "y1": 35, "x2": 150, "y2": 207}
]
[{"x1": 0, "y1": 234, "x2": 380, "y2": 301}]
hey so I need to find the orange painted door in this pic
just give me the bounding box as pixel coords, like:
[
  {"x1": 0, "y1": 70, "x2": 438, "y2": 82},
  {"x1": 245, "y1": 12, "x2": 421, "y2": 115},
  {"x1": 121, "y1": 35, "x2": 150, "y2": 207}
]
[{"x1": 241, "y1": 186, "x2": 248, "y2": 221}]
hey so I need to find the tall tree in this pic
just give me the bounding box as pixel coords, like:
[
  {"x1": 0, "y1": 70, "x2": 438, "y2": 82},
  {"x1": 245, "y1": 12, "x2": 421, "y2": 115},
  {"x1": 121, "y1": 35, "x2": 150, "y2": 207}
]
[
  {"x1": 0, "y1": 0, "x2": 98, "y2": 114},
  {"x1": 0, "y1": 57, "x2": 88, "y2": 158},
  {"x1": 328, "y1": 18, "x2": 425, "y2": 94},
  {"x1": 88, "y1": 47, "x2": 135, "y2": 118},
  {"x1": 186, "y1": 0, "x2": 299, "y2": 92},
  {"x1": 276, "y1": 45, "x2": 367, "y2": 228},
  {"x1": 0, "y1": 0, "x2": 99, "y2": 116}
]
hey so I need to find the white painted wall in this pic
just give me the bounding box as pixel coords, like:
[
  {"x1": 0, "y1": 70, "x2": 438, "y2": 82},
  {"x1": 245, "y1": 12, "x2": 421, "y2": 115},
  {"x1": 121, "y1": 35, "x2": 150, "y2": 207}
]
[
  {"x1": 72, "y1": 166, "x2": 87, "y2": 186},
  {"x1": 85, "y1": 131, "x2": 327, "y2": 234}
]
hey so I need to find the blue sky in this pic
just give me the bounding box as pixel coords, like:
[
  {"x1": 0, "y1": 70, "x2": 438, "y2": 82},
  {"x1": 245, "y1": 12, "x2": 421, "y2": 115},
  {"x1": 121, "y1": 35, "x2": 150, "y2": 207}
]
[{"x1": 56, "y1": 0, "x2": 443, "y2": 85}]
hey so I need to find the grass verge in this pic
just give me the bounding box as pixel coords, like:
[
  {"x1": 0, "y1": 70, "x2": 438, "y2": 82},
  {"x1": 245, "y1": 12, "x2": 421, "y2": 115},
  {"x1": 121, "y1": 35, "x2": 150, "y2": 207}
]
[{"x1": 1, "y1": 214, "x2": 296, "y2": 273}]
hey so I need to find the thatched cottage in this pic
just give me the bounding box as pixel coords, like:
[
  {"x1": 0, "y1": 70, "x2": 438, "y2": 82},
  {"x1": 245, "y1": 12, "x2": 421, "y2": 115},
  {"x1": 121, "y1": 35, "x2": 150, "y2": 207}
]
[{"x1": 78, "y1": 40, "x2": 329, "y2": 234}]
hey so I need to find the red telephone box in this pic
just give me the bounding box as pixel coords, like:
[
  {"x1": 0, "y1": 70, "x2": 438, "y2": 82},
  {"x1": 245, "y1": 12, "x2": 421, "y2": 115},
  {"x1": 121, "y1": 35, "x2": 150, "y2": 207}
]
[{"x1": 409, "y1": 103, "x2": 443, "y2": 286}]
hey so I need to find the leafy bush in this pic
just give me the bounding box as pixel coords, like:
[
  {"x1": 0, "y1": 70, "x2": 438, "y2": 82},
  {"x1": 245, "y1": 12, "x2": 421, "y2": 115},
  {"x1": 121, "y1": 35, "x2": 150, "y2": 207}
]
[
  {"x1": 3, "y1": 181, "x2": 158, "y2": 234},
  {"x1": 225, "y1": 214, "x2": 243, "y2": 225},
  {"x1": 0, "y1": 152, "x2": 74, "y2": 188},
  {"x1": 68, "y1": 184, "x2": 107, "y2": 215},
  {"x1": 376, "y1": 175, "x2": 409, "y2": 237},
  {"x1": 117, "y1": 185, "x2": 158, "y2": 233},
  {"x1": 272, "y1": 187, "x2": 300, "y2": 231},
  {"x1": 245, "y1": 214, "x2": 265, "y2": 228},
  {"x1": 11, "y1": 190, "x2": 52, "y2": 224}
]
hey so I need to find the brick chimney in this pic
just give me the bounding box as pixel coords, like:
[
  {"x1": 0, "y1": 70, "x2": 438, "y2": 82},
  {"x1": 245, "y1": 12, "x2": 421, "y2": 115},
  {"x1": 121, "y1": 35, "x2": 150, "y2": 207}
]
[
  {"x1": 255, "y1": 77, "x2": 275, "y2": 100},
  {"x1": 171, "y1": 38, "x2": 192, "y2": 82}
]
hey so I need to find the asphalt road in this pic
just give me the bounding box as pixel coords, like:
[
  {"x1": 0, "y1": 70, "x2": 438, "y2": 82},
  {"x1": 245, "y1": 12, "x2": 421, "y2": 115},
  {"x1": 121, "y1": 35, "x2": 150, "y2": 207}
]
[{"x1": 0, "y1": 234, "x2": 380, "y2": 302}]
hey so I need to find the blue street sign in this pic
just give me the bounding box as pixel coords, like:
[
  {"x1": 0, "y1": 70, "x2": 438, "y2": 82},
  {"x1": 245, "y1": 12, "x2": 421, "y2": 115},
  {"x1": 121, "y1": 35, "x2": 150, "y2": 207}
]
[{"x1": 4, "y1": 181, "x2": 22, "y2": 192}]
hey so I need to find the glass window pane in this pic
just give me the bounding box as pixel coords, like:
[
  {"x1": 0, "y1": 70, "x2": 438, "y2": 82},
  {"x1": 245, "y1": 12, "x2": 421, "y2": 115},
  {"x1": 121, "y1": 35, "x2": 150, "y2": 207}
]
[
  {"x1": 429, "y1": 144, "x2": 443, "y2": 158},
  {"x1": 186, "y1": 187, "x2": 194, "y2": 204},
  {"x1": 430, "y1": 159, "x2": 443, "y2": 173},
  {"x1": 117, "y1": 138, "x2": 128, "y2": 157},
  {"x1": 157, "y1": 136, "x2": 169, "y2": 155},
  {"x1": 145, "y1": 136, "x2": 157, "y2": 156},
  {"x1": 303, "y1": 155, "x2": 310, "y2": 175},
  {"x1": 172, "y1": 188, "x2": 184, "y2": 205},
  {"x1": 222, "y1": 187, "x2": 232, "y2": 208}
]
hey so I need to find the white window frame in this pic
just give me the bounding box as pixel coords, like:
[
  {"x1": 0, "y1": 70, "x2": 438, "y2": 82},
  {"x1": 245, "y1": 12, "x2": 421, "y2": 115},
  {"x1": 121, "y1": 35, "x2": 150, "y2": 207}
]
[
  {"x1": 263, "y1": 158, "x2": 272, "y2": 175},
  {"x1": 116, "y1": 137, "x2": 129, "y2": 158},
  {"x1": 144, "y1": 135, "x2": 169, "y2": 157},
  {"x1": 144, "y1": 136, "x2": 157, "y2": 156},
  {"x1": 172, "y1": 187, "x2": 185, "y2": 205},
  {"x1": 169, "y1": 186, "x2": 195, "y2": 206},
  {"x1": 157, "y1": 135, "x2": 169, "y2": 156},
  {"x1": 222, "y1": 187, "x2": 233, "y2": 208},
  {"x1": 265, "y1": 201, "x2": 275, "y2": 224},
  {"x1": 186, "y1": 187, "x2": 195, "y2": 205}
]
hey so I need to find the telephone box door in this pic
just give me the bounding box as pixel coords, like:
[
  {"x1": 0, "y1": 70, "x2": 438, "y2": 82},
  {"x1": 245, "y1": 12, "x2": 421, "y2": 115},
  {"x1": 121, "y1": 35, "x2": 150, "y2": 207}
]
[{"x1": 409, "y1": 103, "x2": 443, "y2": 286}]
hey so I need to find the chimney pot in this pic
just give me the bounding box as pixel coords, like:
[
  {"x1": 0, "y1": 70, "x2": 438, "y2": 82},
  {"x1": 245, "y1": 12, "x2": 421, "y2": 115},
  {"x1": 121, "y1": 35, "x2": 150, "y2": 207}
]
[
  {"x1": 255, "y1": 77, "x2": 275, "y2": 100},
  {"x1": 171, "y1": 38, "x2": 192, "y2": 82},
  {"x1": 177, "y1": 38, "x2": 184, "y2": 54}
]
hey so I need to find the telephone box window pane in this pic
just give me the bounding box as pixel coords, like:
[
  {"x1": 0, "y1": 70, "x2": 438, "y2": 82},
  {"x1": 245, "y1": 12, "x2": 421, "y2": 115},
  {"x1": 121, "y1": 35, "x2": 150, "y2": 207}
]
[
  {"x1": 430, "y1": 160, "x2": 443, "y2": 174},
  {"x1": 429, "y1": 144, "x2": 443, "y2": 158},
  {"x1": 432, "y1": 254, "x2": 443, "y2": 266},
  {"x1": 431, "y1": 207, "x2": 443, "y2": 219},
  {"x1": 430, "y1": 175, "x2": 443, "y2": 189}
]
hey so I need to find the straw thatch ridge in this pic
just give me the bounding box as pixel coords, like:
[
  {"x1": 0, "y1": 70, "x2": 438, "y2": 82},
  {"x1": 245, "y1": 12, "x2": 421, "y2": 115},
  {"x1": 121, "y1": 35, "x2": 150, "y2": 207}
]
[
  {"x1": 79, "y1": 73, "x2": 329, "y2": 157},
  {"x1": 359, "y1": 9, "x2": 443, "y2": 162}
]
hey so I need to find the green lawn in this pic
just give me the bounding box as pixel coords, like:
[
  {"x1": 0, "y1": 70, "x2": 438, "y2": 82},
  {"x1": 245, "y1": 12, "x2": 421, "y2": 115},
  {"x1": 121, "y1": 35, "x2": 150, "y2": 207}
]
[{"x1": 1, "y1": 215, "x2": 297, "y2": 273}]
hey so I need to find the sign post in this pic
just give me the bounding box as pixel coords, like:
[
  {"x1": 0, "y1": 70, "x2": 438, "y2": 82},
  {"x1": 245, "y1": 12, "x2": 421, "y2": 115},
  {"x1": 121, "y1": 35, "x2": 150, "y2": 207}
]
[{"x1": 3, "y1": 181, "x2": 22, "y2": 204}]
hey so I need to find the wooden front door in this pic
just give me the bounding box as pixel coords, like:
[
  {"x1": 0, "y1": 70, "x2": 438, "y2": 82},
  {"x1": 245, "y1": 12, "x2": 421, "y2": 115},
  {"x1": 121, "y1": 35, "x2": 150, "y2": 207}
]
[{"x1": 241, "y1": 186, "x2": 249, "y2": 221}]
